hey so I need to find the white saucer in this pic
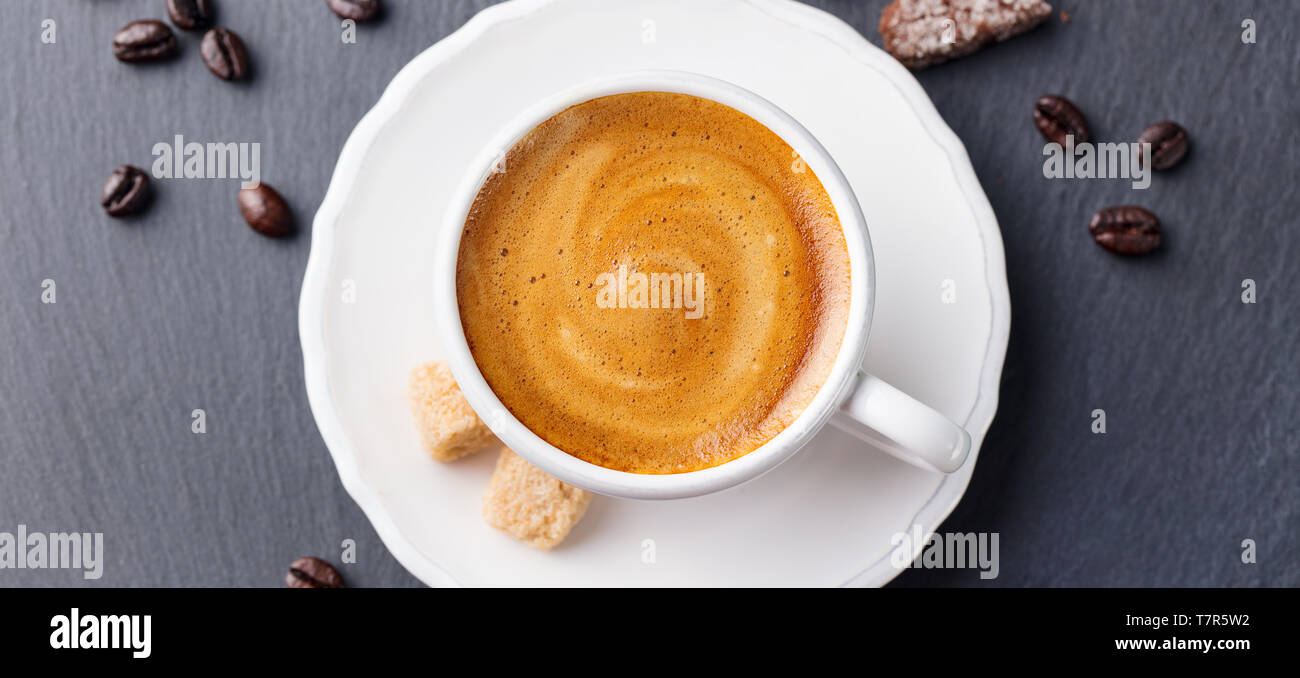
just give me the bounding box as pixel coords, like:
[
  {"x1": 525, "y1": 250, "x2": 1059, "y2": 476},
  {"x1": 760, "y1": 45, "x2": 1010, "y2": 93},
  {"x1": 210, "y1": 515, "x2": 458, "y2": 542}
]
[{"x1": 300, "y1": 0, "x2": 1010, "y2": 587}]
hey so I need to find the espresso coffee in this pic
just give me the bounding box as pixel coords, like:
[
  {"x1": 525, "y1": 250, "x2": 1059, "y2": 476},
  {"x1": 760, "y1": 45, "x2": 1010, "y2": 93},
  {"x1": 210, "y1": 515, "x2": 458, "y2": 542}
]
[{"x1": 456, "y1": 92, "x2": 850, "y2": 474}]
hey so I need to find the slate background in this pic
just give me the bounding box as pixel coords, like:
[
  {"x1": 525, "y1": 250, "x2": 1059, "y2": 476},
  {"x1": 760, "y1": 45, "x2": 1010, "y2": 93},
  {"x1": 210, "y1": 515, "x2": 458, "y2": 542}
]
[{"x1": 0, "y1": 0, "x2": 1294, "y2": 587}]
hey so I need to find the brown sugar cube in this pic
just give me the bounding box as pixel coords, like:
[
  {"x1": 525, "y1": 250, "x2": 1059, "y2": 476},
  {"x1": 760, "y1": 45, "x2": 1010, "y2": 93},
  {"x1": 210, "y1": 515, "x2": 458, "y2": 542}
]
[
  {"x1": 879, "y1": 0, "x2": 1053, "y2": 70},
  {"x1": 482, "y1": 447, "x2": 594, "y2": 551},
  {"x1": 407, "y1": 362, "x2": 497, "y2": 462}
]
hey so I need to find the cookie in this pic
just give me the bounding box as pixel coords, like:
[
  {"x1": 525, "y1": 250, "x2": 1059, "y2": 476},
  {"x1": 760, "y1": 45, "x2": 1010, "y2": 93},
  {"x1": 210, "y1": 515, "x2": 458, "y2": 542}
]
[{"x1": 880, "y1": 0, "x2": 1053, "y2": 69}]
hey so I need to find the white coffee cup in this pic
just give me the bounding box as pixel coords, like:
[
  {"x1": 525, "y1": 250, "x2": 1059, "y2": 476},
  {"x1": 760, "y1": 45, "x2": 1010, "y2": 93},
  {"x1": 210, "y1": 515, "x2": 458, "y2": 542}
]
[{"x1": 434, "y1": 70, "x2": 970, "y2": 500}]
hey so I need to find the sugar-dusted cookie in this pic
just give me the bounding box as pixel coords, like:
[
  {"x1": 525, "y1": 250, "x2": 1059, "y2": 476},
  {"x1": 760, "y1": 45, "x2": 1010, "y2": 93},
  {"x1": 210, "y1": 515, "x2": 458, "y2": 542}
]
[{"x1": 880, "y1": 0, "x2": 1053, "y2": 69}]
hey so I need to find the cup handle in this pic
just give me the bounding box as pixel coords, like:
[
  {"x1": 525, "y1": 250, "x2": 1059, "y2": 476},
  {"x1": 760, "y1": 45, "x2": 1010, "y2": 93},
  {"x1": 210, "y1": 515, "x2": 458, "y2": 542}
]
[{"x1": 828, "y1": 371, "x2": 971, "y2": 473}]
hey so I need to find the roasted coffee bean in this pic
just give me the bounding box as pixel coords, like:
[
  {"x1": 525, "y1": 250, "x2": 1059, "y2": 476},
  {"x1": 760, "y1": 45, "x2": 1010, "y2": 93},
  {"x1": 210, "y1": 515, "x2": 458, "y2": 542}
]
[
  {"x1": 166, "y1": 0, "x2": 215, "y2": 31},
  {"x1": 238, "y1": 183, "x2": 294, "y2": 237},
  {"x1": 286, "y1": 557, "x2": 344, "y2": 588},
  {"x1": 1137, "y1": 121, "x2": 1189, "y2": 171},
  {"x1": 1033, "y1": 94, "x2": 1090, "y2": 146},
  {"x1": 200, "y1": 27, "x2": 250, "y2": 81},
  {"x1": 1088, "y1": 205, "x2": 1161, "y2": 256},
  {"x1": 112, "y1": 20, "x2": 178, "y2": 62},
  {"x1": 100, "y1": 166, "x2": 152, "y2": 217},
  {"x1": 326, "y1": 0, "x2": 381, "y2": 22}
]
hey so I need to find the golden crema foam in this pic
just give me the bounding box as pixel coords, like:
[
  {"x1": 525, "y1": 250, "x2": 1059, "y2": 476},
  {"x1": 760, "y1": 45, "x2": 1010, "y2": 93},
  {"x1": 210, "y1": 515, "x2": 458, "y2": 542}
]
[{"x1": 456, "y1": 92, "x2": 850, "y2": 474}]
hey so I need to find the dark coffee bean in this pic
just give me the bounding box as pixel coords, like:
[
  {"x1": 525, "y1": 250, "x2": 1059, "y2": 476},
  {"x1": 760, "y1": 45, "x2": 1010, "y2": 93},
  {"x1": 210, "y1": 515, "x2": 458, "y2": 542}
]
[
  {"x1": 200, "y1": 27, "x2": 249, "y2": 81},
  {"x1": 112, "y1": 20, "x2": 178, "y2": 62},
  {"x1": 326, "y1": 0, "x2": 381, "y2": 22},
  {"x1": 1089, "y1": 205, "x2": 1161, "y2": 256},
  {"x1": 1033, "y1": 94, "x2": 1090, "y2": 146},
  {"x1": 238, "y1": 183, "x2": 294, "y2": 237},
  {"x1": 100, "y1": 166, "x2": 152, "y2": 217},
  {"x1": 1137, "y1": 121, "x2": 1189, "y2": 171},
  {"x1": 286, "y1": 557, "x2": 344, "y2": 588},
  {"x1": 166, "y1": 0, "x2": 215, "y2": 31}
]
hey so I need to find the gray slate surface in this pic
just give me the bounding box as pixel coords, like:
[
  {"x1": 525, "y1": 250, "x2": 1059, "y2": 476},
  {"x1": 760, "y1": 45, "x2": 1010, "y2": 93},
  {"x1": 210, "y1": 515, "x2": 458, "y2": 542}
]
[{"x1": 0, "y1": 0, "x2": 1295, "y2": 587}]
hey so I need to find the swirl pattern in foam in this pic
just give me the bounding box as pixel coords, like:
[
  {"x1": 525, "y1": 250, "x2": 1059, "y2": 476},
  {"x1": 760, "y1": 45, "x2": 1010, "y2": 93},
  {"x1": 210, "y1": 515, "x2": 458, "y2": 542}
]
[{"x1": 456, "y1": 92, "x2": 850, "y2": 474}]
